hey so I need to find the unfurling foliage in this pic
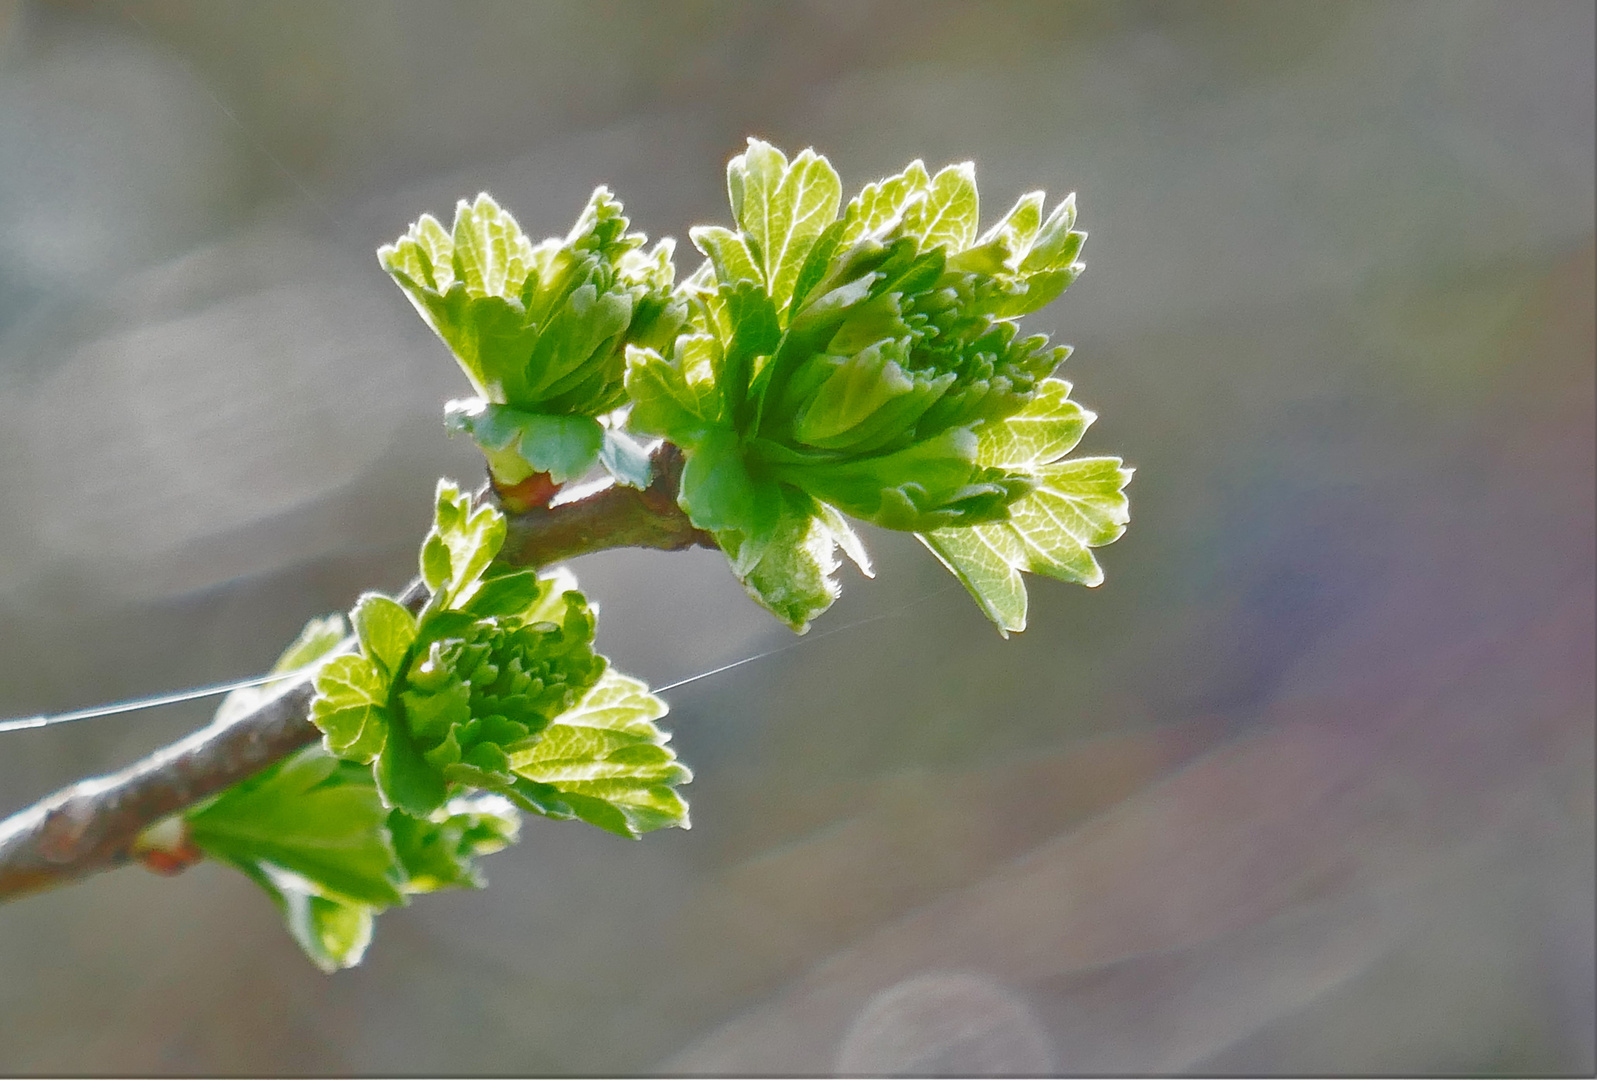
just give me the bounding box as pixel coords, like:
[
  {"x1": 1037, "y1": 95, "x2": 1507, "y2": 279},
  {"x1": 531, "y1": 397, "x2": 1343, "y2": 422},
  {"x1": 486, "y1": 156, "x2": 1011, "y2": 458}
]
[
  {"x1": 626, "y1": 140, "x2": 1129, "y2": 629},
  {"x1": 157, "y1": 139, "x2": 1128, "y2": 971},
  {"x1": 184, "y1": 487, "x2": 687, "y2": 970},
  {"x1": 380, "y1": 191, "x2": 677, "y2": 489}
]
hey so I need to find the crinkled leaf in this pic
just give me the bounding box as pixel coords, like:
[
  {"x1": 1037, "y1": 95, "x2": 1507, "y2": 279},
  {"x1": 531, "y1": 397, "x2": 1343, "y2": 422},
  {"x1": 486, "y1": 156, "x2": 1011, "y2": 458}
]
[
  {"x1": 1019, "y1": 457, "x2": 1135, "y2": 563},
  {"x1": 689, "y1": 225, "x2": 762, "y2": 288},
  {"x1": 762, "y1": 426, "x2": 999, "y2": 531},
  {"x1": 380, "y1": 195, "x2": 543, "y2": 404},
  {"x1": 918, "y1": 525, "x2": 1030, "y2": 633},
  {"x1": 787, "y1": 218, "x2": 847, "y2": 315},
  {"x1": 950, "y1": 192, "x2": 1085, "y2": 316},
  {"x1": 814, "y1": 499, "x2": 873, "y2": 578},
  {"x1": 715, "y1": 490, "x2": 848, "y2": 632},
  {"x1": 201, "y1": 767, "x2": 523, "y2": 972},
  {"x1": 350, "y1": 594, "x2": 417, "y2": 682},
  {"x1": 726, "y1": 140, "x2": 842, "y2": 313},
  {"x1": 421, "y1": 535, "x2": 453, "y2": 597},
  {"x1": 624, "y1": 344, "x2": 720, "y2": 439},
  {"x1": 678, "y1": 427, "x2": 782, "y2": 538},
  {"x1": 1021, "y1": 193, "x2": 1081, "y2": 273},
  {"x1": 655, "y1": 145, "x2": 1108, "y2": 632},
  {"x1": 904, "y1": 161, "x2": 979, "y2": 251},
  {"x1": 517, "y1": 565, "x2": 582, "y2": 625},
  {"x1": 422, "y1": 479, "x2": 508, "y2": 610},
  {"x1": 389, "y1": 565, "x2": 607, "y2": 814},
  {"x1": 984, "y1": 263, "x2": 1084, "y2": 319},
  {"x1": 719, "y1": 280, "x2": 782, "y2": 422},
  {"x1": 518, "y1": 281, "x2": 633, "y2": 405},
  {"x1": 974, "y1": 377, "x2": 1091, "y2": 469},
  {"x1": 510, "y1": 670, "x2": 690, "y2": 837},
  {"x1": 922, "y1": 455, "x2": 1131, "y2": 634},
  {"x1": 841, "y1": 159, "x2": 932, "y2": 245},
  {"x1": 381, "y1": 188, "x2": 675, "y2": 470},
  {"x1": 460, "y1": 564, "x2": 551, "y2": 620},
  {"x1": 919, "y1": 377, "x2": 1129, "y2": 633},
  {"x1": 398, "y1": 679, "x2": 472, "y2": 745},
  {"x1": 310, "y1": 655, "x2": 390, "y2": 764},
  {"x1": 953, "y1": 190, "x2": 1045, "y2": 273},
  {"x1": 184, "y1": 739, "x2": 401, "y2": 973},
  {"x1": 449, "y1": 192, "x2": 537, "y2": 299}
]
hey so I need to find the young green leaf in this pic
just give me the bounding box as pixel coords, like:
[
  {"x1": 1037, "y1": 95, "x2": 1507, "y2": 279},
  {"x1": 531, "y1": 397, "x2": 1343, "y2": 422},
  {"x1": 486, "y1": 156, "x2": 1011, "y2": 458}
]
[
  {"x1": 187, "y1": 744, "x2": 525, "y2": 972},
  {"x1": 725, "y1": 139, "x2": 843, "y2": 313},
  {"x1": 710, "y1": 487, "x2": 866, "y2": 633},
  {"x1": 689, "y1": 225, "x2": 762, "y2": 289},
  {"x1": 187, "y1": 748, "x2": 405, "y2": 909},
  {"x1": 904, "y1": 162, "x2": 979, "y2": 252},
  {"x1": 840, "y1": 159, "x2": 933, "y2": 246},
  {"x1": 918, "y1": 524, "x2": 1030, "y2": 631},
  {"x1": 376, "y1": 716, "x2": 450, "y2": 817},
  {"x1": 248, "y1": 862, "x2": 379, "y2": 973},
  {"x1": 443, "y1": 399, "x2": 604, "y2": 486},
  {"x1": 598, "y1": 426, "x2": 654, "y2": 490},
  {"x1": 421, "y1": 479, "x2": 509, "y2": 611},
  {"x1": 350, "y1": 594, "x2": 418, "y2": 681},
  {"x1": 624, "y1": 341, "x2": 720, "y2": 438},
  {"x1": 191, "y1": 618, "x2": 407, "y2": 972},
  {"x1": 310, "y1": 654, "x2": 390, "y2": 764},
  {"x1": 919, "y1": 379, "x2": 1131, "y2": 634},
  {"x1": 510, "y1": 670, "x2": 691, "y2": 837},
  {"x1": 346, "y1": 487, "x2": 614, "y2": 816},
  {"x1": 388, "y1": 794, "x2": 520, "y2": 893},
  {"x1": 970, "y1": 374, "x2": 1090, "y2": 467},
  {"x1": 460, "y1": 564, "x2": 550, "y2": 620}
]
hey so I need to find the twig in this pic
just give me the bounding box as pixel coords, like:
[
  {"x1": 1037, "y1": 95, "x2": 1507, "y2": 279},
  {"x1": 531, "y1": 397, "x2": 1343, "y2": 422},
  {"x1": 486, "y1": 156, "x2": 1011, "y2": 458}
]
[{"x1": 0, "y1": 446, "x2": 711, "y2": 901}]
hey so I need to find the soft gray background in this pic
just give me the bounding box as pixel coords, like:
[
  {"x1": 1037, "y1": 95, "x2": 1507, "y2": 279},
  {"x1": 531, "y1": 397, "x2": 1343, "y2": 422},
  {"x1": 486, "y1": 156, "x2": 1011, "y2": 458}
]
[{"x1": 0, "y1": 1, "x2": 1592, "y2": 1075}]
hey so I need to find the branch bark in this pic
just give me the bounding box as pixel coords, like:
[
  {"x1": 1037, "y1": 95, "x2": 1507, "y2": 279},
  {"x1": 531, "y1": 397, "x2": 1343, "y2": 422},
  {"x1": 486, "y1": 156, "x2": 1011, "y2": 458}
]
[{"x1": 0, "y1": 445, "x2": 712, "y2": 902}]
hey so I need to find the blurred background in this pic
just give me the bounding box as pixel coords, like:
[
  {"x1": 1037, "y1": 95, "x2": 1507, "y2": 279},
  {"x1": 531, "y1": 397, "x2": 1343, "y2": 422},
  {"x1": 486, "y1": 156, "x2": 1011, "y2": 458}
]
[{"x1": 0, "y1": 1, "x2": 1591, "y2": 1074}]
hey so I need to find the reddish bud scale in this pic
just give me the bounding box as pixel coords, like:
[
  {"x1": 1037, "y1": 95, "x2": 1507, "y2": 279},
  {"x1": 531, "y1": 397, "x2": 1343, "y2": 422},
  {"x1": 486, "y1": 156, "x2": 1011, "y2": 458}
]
[
  {"x1": 494, "y1": 470, "x2": 562, "y2": 514},
  {"x1": 137, "y1": 837, "x2": 204, "y2": 876}
]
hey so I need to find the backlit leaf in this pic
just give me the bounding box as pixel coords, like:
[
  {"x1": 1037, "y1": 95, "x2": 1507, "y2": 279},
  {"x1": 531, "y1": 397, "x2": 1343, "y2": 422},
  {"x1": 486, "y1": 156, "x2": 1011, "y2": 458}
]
[{"x1": 510, "y1": 669, "x2": 691, "y2": 837}]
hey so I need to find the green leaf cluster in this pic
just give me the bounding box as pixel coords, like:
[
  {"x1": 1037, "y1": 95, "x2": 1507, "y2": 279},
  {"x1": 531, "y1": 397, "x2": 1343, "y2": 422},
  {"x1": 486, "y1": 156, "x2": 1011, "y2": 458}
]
[
  {"x1": 188, "y1": 749, "x2": 521, "y2": 972},
  {"x1": 186, "y1": 618, "x2": 520, "y2": 971},
  {"x1": 625, "y1": 139, "x2": 1127, "y2": 629},
  {"x1": 190, "y1": 482, "x2": 689, "y2": 970},
  {"x1": 135, "y1": 142, "x2": 1131, "y2": 977},
  {"x1": 380, "y1": 190, "x2": 683, "y2": 485},
  {"x1": 380, "y1": 144, "x2": 1129, "y2": 632},
  {"x1": 310, "y1": 481, "x2": 688, "y2": 836}
]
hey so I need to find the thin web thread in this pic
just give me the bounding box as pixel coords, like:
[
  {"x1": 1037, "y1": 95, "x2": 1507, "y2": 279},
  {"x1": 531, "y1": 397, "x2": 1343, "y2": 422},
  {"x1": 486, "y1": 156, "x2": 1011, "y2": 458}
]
[
  {"x1": 654, "y1": 584, "x2": 957, "y2": 693},
  {"x1": 0, "y1": 15, "x2": 349, "y2": 736},
  {"x1": 2, "y1": 27, "x2": 962, "y2": 736},
  {"x1": 0, "y1": 585, "x2": 960, "y2": 734},
  {"x1": 0, "y1": 670, "x2": 308, "y2": 734},
  {"x1": 0, "y1": 12, "x2": 370, "y2": 736}
]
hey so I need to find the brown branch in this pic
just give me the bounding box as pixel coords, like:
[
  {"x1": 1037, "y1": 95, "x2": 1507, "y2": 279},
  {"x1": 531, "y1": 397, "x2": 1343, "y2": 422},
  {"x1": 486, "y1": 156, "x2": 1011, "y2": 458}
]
[
  {"x1": 502, "y1": 444, "x2": 715, "y2": 566},
  {"x1": 0, "y1": 445, "x2": 712, "y2": 902}
]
